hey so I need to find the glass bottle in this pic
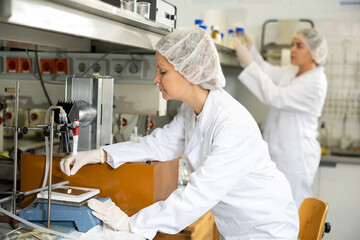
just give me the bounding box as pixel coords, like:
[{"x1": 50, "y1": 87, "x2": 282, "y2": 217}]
[
  {"x1": 211, "y1": 25, "x2": 221, "y2": 43},
  {"x1": 235, "y1": 27, "x2": 246, "y2": 45},
  {"x1": 220, "y1": 33, "x2": 224, "y2": 46},
  {"x1": 319, "y1": 122, "x2": 327, "y2": 154},
  {"x1": 178, "y1": 155, "x2": 190, "y2": 187},
  {"x1": 227, "y1": 29, "x2": 234, "y2": 48}
]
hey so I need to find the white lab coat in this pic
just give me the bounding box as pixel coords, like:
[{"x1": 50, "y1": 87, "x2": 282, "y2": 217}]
[
  {"x1": 238, "y1": 46, "x2": 327, "y2": 208},
  {"x1": 102, "y1": 89, "x2": 299, "y2": 240}
]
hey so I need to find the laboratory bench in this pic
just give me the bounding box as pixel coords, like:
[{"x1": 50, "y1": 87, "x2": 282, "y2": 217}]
[{"x1": 321, "y1": 154, "x2": 360, "y2": 165}]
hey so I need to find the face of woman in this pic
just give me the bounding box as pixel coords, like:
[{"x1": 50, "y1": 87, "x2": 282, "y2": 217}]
[
  {"x1": 153, "y1": 51, "x2": 193, "y2": 101},
  {"x1": 290, "y1": 36, "x2": 314, "y2": 66}
]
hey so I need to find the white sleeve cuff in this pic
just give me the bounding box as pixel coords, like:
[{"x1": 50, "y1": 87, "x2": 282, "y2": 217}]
[
  {"x1": 129, "y1": 216, "x2": 157, "y2": 240},
  {"x1": 100, "y1": 146, "x2": 125, "y2": 169},
  {"x1": 238, "y1": 61, "x2": 257, "y2": 82}
]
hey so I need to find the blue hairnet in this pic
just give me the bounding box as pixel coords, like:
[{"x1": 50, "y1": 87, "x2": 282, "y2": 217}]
[{"x1": 156, "y1": 27, "x2": 226, "y2": 90}]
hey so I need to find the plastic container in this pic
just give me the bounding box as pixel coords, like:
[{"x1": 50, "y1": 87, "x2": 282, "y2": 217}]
[
  {"x1": 211, "y1": 25, "x2": 221, "y2": 43},
  {"x1": 227, "y1": 29, "x2": 234, "y2": 48},
  {"x1": 137, "y1": 2, "x2": 151, "y2": 19},
  {"x1": 235, "y1": 27, "x2": 246, "y2": 44},
  {"x1": 120, "y1": 0, "x2": 136, "y2": 13}
]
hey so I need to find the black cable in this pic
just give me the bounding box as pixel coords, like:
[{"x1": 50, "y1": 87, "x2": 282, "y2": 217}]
[
  {"x1": 25, "y1": 49, "x2": 64, "y2": 85},
  {"x1": 82, "y1": 50, "x2": 137, "y2": 77},
  {"x1": 34, "y1": 50, "x2": 53, "y2": 106},
  {"x1": 25, "y1": 48, "x2": 53, "y2": 106}
]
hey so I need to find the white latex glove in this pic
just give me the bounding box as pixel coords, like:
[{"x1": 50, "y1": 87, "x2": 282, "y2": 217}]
[
  {"x1": 60, "y1": 148, "x2": 105, "y2": 176},
  {"x1": 244, "y1": 31, "x2": 254, "y2": 49},
  {"x1": 234, "y1": 38, "x2": 254, "y2": 67},
  {"x1": 88, "y1": 199, "x2": 130, "y2": 232}
]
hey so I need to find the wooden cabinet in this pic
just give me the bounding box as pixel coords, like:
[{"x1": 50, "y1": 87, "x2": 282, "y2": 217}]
[
  {"x1": 154, "y1": 211, "x2": 219, "y2": 240},
  {"x1": 20, "y1": 154, "x2": 179, "y2": 216}
]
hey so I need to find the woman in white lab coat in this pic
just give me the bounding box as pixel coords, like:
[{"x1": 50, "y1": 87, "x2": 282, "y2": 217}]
[
  {"x1": 60, "y1": 27, "x2": 299, "y2": 239},
  {"x1": 234, "y1": 28, "x2": 328, "y2": 208}
]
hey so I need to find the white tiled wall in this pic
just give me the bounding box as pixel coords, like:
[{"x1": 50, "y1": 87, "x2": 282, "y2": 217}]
[{"x1": 169, "y1": 0, "x2": 360, "y2": 146}]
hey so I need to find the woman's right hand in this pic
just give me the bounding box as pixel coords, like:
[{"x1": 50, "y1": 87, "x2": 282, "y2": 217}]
[
  {"x1": 60, "y1": 148, "x2": 106, "y2": 176},
  {"x1": 234, "y1": 38, "x2": 254, "y2": 67},
  {"x1": 244, "y1": 31, "x2": 254, "y2": 49}
]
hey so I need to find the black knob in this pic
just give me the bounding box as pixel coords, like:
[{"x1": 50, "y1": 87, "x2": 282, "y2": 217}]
[
  {"x1": 324, "y1": 222, "x2": 331, "y2": 233},
  {"x1": 16, "y1": 193, "x2": 25, "y2": 203},
  {"x1": 21, "y1": 127, "x2": 28, "y2": 134},
  {"x1": 17, "y1": 132, "x2": 23, "y2": 139},
  {"x1": 43, "y1": 127, "x2": 50, "y2": 137}
]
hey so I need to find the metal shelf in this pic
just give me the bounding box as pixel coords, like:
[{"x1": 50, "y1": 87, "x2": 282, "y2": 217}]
[
  {"x1": 0, "y1": 0, "x2": 239, "y2": 67},
  {"x1": 0, "y1": 0, "x2": 170, "y2": 52},
  {"x1": 215, "y1": 44, "x2": 240, "y2": 67}
]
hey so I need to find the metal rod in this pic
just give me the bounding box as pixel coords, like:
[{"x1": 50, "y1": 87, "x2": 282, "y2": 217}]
[
  {"x1": 36, "y1": 124, "x2": 50, "y2": 128},
  {"x1": 0, "y1": 181, "x2": 69, "y2": 204},
  {"x1": 12, "y1": 81, "x2": 20, "y2": 214},
  {"x1": 47, "y1": 110, "x2": 54, "y2": 228},
  {"x1": 4, "y1": 126, "x2": 43, "y2": 130},
  {"x1": 26, "y1": 127, "x2": 44, "y2": 130},
  {"x1": 0, "y1": 191, "x2": 12, "y2": 195}
]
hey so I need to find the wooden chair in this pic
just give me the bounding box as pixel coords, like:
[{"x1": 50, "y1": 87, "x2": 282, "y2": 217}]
[{"x1": 298, "y1": 197, "x2": 331, "y2": 240}]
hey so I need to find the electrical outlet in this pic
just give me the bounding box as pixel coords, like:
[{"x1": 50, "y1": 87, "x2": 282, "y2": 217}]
[
  {"x1": 40, "y1": 59, "x2": 54, "y2": 74},
  {"x1": 110, "y1": 59, "x2": 128, "y2": 77},
  {"x1": 124, "y1": 60, "x2": 143, "y2": 79},
  {"x1": 54, "y1": 58, "x2": 68, "y2": 74},
  {"x1": 6, "y1": 57, "x2": 19, "y2": 73},
  {"x1": 20, "y1": 58, "x2": 32, "y2": 73},
  {"x1": 74, "y1": 59, "x2": 89, "y2": 74},
  {"x1": 89, "y1": 59, "x2": 108, "y2": 76}
]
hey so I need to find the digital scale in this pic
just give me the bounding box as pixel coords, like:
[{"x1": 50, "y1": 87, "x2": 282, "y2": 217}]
[{"x1": 19, "y1": 186, "x2": 106, "y2": 232}]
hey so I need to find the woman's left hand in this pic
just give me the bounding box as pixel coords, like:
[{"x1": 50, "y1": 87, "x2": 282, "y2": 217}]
[
  {"x1": 88, "y1": 198, "x2": 130, "y2": 232},
  {"x1": 234, "y1": 38, "x2": 254, "y2": 67}
]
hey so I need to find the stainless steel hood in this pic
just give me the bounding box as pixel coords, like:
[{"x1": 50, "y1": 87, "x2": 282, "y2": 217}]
[{"x1": 0, "y1": 0, "x2": 171, "y2": 52}]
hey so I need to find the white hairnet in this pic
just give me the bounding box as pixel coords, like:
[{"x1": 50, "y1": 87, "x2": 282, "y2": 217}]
[
  {"x1": 295, "y1": 28, "x2": 328, "y2": 65},
  {"x1": 156, "y1": 27, "x2": 226, "y2": 90}
]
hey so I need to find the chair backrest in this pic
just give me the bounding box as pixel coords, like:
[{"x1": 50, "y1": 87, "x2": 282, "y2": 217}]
[{"x1": 298, "y1": 197, "x2": 328, "y2": 240}]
